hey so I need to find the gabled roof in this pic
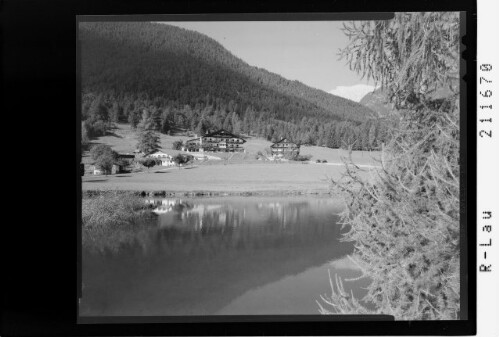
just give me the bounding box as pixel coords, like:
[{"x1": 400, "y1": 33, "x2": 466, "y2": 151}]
[
  {"x1": 117, "y1": 153, "x2": 135, "y2": 158},
  {"x1": 270, "y1": 138, "x2": 299, "y2": 147},
  {"x1": 147, "y1": 150, "x2": 172, "y2": 157},
  {"x1": 272, "y1": 138, "x2": 290, "y2": 144},
  {"x1": 203, "y1": 129, "x2": 246, "y2": 142},
  {"x1": 185, "y1": 137, "x2": 201, "y2": 143}
]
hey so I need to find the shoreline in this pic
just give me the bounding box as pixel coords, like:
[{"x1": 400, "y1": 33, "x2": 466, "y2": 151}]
[{"x1": 82, "y1": 188, "x2": 334, "y2": 198}]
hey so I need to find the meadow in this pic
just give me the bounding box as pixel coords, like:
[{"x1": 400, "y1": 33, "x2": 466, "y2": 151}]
[
  {"x1": 83, "y1": 162, "x2": 383, "y2": 193},
  {"x1": 82, "y1": 123, "x2": 381, "y2": 193}
]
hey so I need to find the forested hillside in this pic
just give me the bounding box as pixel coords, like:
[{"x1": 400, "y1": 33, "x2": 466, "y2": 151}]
[{"x1": 80, "y1": 22, "x2": 389, "y2": 150}]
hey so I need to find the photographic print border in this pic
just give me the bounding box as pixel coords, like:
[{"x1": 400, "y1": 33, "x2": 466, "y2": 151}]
[
  {"x1": 1, "y1": 0, "x2": 476, "y2": 336},
  {"x1": 76, "y1": 9, "x2": 475, "y2": 335}
]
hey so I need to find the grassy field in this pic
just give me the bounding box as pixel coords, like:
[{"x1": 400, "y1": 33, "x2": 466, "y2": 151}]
[
  {"x1": 300, "y1": 145, "x2": 380, "y2": 166},
  {"x1": 82, "y1": 162, "x2": 379, "y2": 193},
  {"x1": 82, "y1": 123, "x2": 381, "y2": 192}
]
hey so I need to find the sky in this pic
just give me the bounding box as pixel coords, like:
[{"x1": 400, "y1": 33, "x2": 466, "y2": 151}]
[{"x1": 158, "y1": 21, "x2": 377, "y2": 102}]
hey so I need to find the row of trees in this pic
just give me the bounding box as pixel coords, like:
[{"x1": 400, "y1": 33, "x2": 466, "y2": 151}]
[
  {"x1": 80, "y1": 21, "x2": 393, "y2": 151},
  {"x1": 82, "y1": 92, "x2": 392, "y2": 151}
]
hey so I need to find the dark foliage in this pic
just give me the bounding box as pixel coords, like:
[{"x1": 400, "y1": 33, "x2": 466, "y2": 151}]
[
  {"x1": 139, "y1": 157, "x2": 160, "y2": 170},
  {"x1": 172, "y1": 140, "x2": 183, "y2": 150},
  {"x1": 90, "y1": 144, "x2": 118, "y2": 174},
  {"x1": 137, "y1": 129, "x2": 161, "y2": 154},
  {"x1": 319, "y1": 12, "x2": 460, "y2": 320},
  {"x1": 173, "y1": 153, "x2": 193, "y2": 167},
  {"x1": 290, "y1": 154, "x2": 313, "y2": 161}
]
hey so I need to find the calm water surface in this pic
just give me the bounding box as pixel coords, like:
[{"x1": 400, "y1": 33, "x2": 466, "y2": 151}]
[{"x1": 80, "y1": 196, "x2": 369, "y2": 316}]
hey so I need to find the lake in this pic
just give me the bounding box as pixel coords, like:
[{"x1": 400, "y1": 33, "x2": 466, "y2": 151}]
[{"x1": 80, "y1": 196, "x2": 369, "y2": 316}]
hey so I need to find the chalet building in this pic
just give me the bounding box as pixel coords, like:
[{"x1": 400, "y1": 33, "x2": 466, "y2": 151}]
[
  {"x1": 147, "y1": 150, "x2": 175, "y2": 166},
  {"x1": 270, "y1": 138, "x2": 300, "y2": 157},
  {"x1": 91, "y1": 153, "x2": 136, "y2": 175},
  {"x1": 183, "y1": 129, "x2": 246, "y2": 153},
  {"x1": 117, "y1": 153, "x2": 135, "y2": 164},
  {"x1": 93, "y1": 164, "x2": 122, "y2": 175},
  {"x1": 92, "y1": 165, "x2": 104, "y2": 175}
]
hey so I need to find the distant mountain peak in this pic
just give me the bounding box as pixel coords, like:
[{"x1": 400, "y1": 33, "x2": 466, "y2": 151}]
[{"x1": 329, "y1": 84, "x2": 378, "y2": 103}]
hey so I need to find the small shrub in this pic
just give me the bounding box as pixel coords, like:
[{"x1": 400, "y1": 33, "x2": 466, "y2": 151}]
[
  {"x1": 173, "y1": 153, "x2": 193, "y2": 167},
  {"x1": 290, "y1": 154, "x2": 312, "y2": 162},
  {"x1": 255, "y1": 151, "x2": 265, "y2": 160},
  {"x1": 140, "y1": 157, "x2": 158, "y2": 170},
  {"x1": 90, "y1": 144, "x2": 118, "y2": 174},
  {"x1": 82, "y1": 192, "x2": 154, "y2": 253},
  {"x1": 172, "y1": 140, "x2": 183, "y2": 150},
  {"x1": 84, "y1": 119, "x2": 110, "y2": 138},
  {"x1": 82, "y1": 192, "x2": 145, "y2": 228}
]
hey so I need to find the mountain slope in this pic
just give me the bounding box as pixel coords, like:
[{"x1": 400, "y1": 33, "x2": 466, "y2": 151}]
[
  {"x1": 359, "y1": 89, "x2": 394, "y2": 117},
  {"x1": 359, "y1": 85, "x2": 456, "y2": 118},
  {"x1": 80, "y1": 22, "x2": 376, "y2": 124}
]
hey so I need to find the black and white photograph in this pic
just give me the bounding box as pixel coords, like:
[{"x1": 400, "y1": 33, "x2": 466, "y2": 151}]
[{"x1": 78, "y1": 12, "x2": 463, "y2": 320}]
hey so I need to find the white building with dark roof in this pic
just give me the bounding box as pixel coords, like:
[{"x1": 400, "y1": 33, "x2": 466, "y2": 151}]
[
  {"x1": 183, "y1": 129, "x2": 246, "y2": 153},
  {"x1": 147, "y1": 150, "x2": 175, "y2": 166},
  {"x1": 270, "y1": 138, "x2": 300, "y2": 157}
]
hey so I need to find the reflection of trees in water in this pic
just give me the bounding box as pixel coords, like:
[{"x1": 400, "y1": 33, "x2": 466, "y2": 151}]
[
  {"x1": 82, "y1": 198, "x2": 351, "y2": 315},
  {"x1": 148, "y1": 203, "x2": 342, "y2": 256},
  {"x1": 149, "y1": 198, "x2": 194, "y2": 215},
  {"x1": 172, "y1": 202, "x2": 194, "y2": 212},
  {"x1": 82, "y1": 213, "x2": 352, "y2": 316},
  {"x1": 159, "y1": 199, "x2": 317, "y2": 230},
  {"x1": 85, "y1": 198, "x2": 342, "y2": 256}
]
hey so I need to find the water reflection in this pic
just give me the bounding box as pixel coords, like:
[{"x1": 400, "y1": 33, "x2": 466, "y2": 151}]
[
  {"x1": 81, "y1": 196, "x2": 354, "y2": 316},
  {"x1": 148, "y1": 197, "x2": 318, "y2": 231},
  {"x1": 217, "y1": 256, "x2": 369, "y2": 315}
]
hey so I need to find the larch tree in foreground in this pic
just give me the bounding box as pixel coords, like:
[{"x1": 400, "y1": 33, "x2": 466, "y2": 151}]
[{"x1": 318, "y1": 12, "x2": 460, "y2": 320}]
